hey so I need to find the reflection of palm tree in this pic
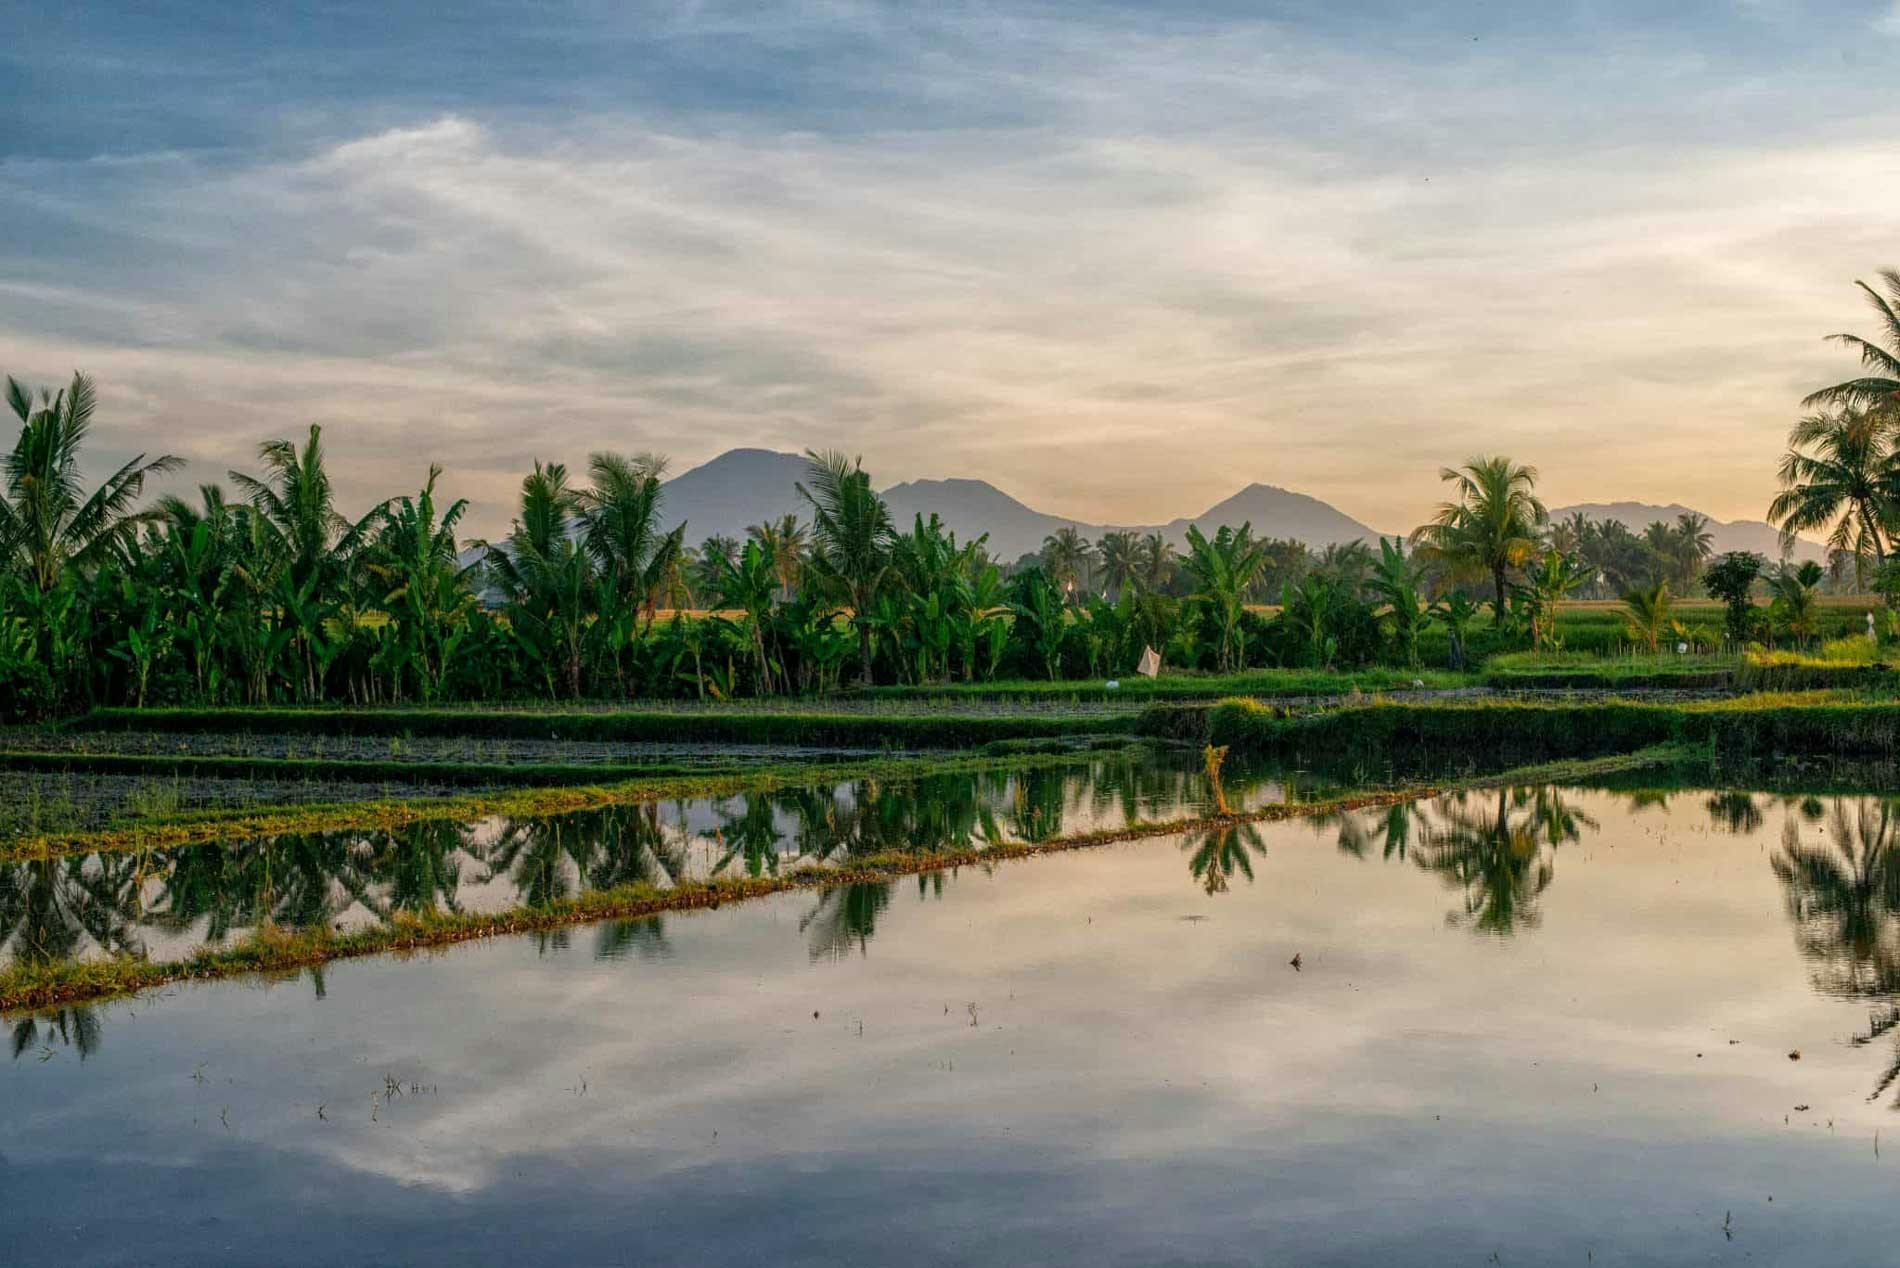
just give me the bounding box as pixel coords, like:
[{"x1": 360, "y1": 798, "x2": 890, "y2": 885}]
[
  {"x1": 1771, "y1": 800, "x2": 1900, "y2": 1000},
  {"x1": 486, "y1": 816, "x2": 591, "y2": 909},
  {"x1": 1182, "y1": 820, "x2": 1266, "y2": 895},
  {"x1": 1008, "y1": 769, "x2": 1068, "y2": 843},
  {"x1": 800, "y1": 883, "x2": 892, "y2": 959},
  {"x1": 364, "y1": 819, "x2": 471, "y2": 918},
  {"x1": 0, "y1": 855, "x2": 144, "y2": 966},
  {"x1": 1414, "y1": 787, "x2": 1595, "y2": 935},
  {"x1": 1705, "y1": 791, "x2": 1765, "y2": 835},
  {"x1": 10, "y1": 1005, "x2": 102, "y2": 1062},
  {"x1": 1769, "y1": 799, "x2": 1900, "y2": 1104},
  {"x1": 595, "y1": 916, "x2": 669, "y2": 962},
  {"x1": 711, "y1": 793, "x2": 786, "y2": 877},
  {"x1": 1320, "y1": 799, "x2": 1429, "y2": 862}
]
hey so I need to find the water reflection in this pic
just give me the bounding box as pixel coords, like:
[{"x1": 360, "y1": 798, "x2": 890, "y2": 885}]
[
  {"x1": 9, "y1": 1004, "x2": 100, "y2": 1062},
  {"x1": 1771, "y1": 799, "x2": 1900, "y2": 1001},
  {"x1": 2, "y1": 749, "x2": 1311, "y2": 977},
  {"x1": 1182, "y1": 819, "x2": 1266, "y2": 895},
  {"x1": 1318, "y1": 787, "x2": 1597, "y2": 934}
]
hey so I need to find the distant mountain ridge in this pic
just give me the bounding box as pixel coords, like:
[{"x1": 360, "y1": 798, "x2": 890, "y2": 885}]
[
  {"x1": 654, "y1": 448, "x2": 1823, "y2": 564},
  {"x1": 661, "y1": 450, "x2": 1385, "y2": 559}
]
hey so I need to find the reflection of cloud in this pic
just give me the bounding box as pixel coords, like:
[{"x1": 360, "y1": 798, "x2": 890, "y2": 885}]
[
  {"x1": 5, "y1": 7, "x2": 1900, "y2": 534},
  {"x1": 14, "y1": 785, "x2": 1900, "y2": 1229}
]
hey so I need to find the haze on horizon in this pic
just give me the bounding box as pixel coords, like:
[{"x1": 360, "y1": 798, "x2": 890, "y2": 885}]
[{"x1": 6, "y1": 1, "x2": 1900, "y2": 539}]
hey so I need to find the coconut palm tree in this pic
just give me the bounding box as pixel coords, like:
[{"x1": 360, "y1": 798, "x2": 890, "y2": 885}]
[
  {"x1": 1, "y1": 372, "x2": 182, "y2": 592},
  {"x1": 1369, "y1": 537, "x2": 1427, "y2": 667},
  {"x1": 1411, "y1": 456, "x2": 1547, "y2": 625},
  {"x1": 1768, "y1": 406, "x2": 1896, "y2": 568},
  {"x1": 230, "y1": 425, "x2": 383, "y2": 590},
  {"x1": 1675, "y1": 512, "x2": 1714, "y2": 568},
  {"x1": 1139, "y1": 531, "x2": 1176, "y2": 590},
  {"x1": 748, "y1": 514, "x2": 808, "y2": 600},
  {"x1": 1515, "y1": 549, "x2": 1591, "y2": 652},
  {"x1": 1096, "y1": 530, "x2": 1141, "y2": 599},
  {"x1": 1041, "y1": 526, "x2": 1095, "y2": 598},
  {"x1": 1181, "y1": 523, "x2": 1266, "y2": 673},
  {"x1": 364, "y1": 466, "x2": 475, "y2": 701},
  {"x1": 576, "y1": 451, "x2": 685, "y2": 631},
  {"x1": 1769, "y1": 560, "x2": 1825, "y2": 646},
  {"x1": 481, "y1": 462, "x2": 594, "y2": 697},
  {"x1": 1547, "y1": 511, "x2": 1589, "y2": 558},
  {"x1": 1804, "y1": 269, "x2": 1900, "y2": 414},
  {"x1": 797, "y1": 450, "x2": 894, "y2": 686},
  {"x1": 1620, "y1": 580, "x2": 1671, "y2": 653}
]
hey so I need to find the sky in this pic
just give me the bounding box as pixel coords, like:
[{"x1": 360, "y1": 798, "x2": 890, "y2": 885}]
[{"x1": 5, "y1": 1, "x2": 1900, "y2": 538}]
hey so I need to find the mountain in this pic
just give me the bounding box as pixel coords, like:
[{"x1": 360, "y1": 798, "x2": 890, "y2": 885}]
[
  {"x1": 1550, "y1": 502, "x2": 1825, "y2": 563},
  {"x1": 658, "y1": 448, "x2": 810, "y2": 544},
  {"x1": 580, "y1": 449, "x2": 1836, "y2": 570},
  {"x1": 660, "y1": 448, "x2": 1387, "y2": 559},
  {"x1": 881, "y1": 477, "x2": 1093, "y2": 560},
  {"x1": 1159, "y1": 483, "x2": 1385, "y2": 551}
]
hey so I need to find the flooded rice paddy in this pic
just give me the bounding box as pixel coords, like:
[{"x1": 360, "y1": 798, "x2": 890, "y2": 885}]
[
  {"x1": 12, "y1": 766, "x2": 1900, "y2": 1263},
  {"x1": 0, "y1": 751, "x2": 1332, "y2": 968}
]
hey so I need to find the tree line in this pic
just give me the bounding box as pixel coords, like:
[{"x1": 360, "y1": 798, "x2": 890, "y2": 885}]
[{"x1": 9, "y1": 267, "x2": 1900, "y2": 714}]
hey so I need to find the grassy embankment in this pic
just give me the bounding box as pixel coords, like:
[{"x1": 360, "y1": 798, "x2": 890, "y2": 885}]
[
  {"x1": 66, "y1": 704, "x2": 1129, "y2": 747},
  {"x1": 0, "y1": 745, "x2": 1684, "y2": 1015},
  {"x1": 1189, "y1": 691, "x2": 1900, "y2": 768}
]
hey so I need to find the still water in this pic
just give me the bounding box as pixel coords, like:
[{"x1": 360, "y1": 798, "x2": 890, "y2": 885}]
[
  {"x1": 0, "y1": 750, "x2": 1336, "y2": 968},
  {"x1": 9, "y1": 783, "x2": 1900, "y2": 1264}
]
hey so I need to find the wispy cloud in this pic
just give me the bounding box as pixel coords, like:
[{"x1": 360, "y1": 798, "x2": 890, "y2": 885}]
[{"x1": 3, "y1": 3, "x2": 1898, "y2": 534}]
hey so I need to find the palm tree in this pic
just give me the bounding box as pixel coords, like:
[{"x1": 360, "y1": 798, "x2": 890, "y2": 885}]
[
  {"x1": 576, "y1": 451, "x2": 685, "y2": 631},
  {"x1": 1620, "y1": 580, "x2": 1671, "y2": 653},
  {"x1": 481, "y1": 462, "x2": 594, "y2": 697},
  {"x1": 1767, "y1": 407, "x2": 1895, "y2": 568},
  {"x1": 230, "y1": 424, "x2": 382, "y2": 590},
  {"x1": 1181, "y1": 523, "x2": 1266, "y2": 673},
  {"x1": 1139, "y1": 531, "x2": 1176, "y2": 590},
  {"x1": 365, "y1": 466, "x2": 475, "y2": 701},
  {"x1": 797, "y1": 450, "x2": 894, "y2": 686},
  {"x1": 1675, "y1": 512, "x2": 1714, "y2": 567},
  {"x1": 1041, "y1": 526, "x2": 1095, "y2": 597},
  {"x1": 1547, "y1": 511, "x2": 1589, "y2": 557},
  {"x1": 1803, "y1": 269, "x2": 1900, "y2": 414},
  {"x1": 1769, "y1": 560, "x2": 1825, "y2": 646},
  {"x1": 1096, "y1": 530, "x2": 1141, "y2": 599},
  {"x1": 1369, "y1": 536, "x2": 1427, "y2": 667},
  {"x1": 1, "y1": 372, "x2": 182, "y2": 592},
  {"x1": 1515, "y1": 549, "x2": 1591, "y2": 652},
  {"x1": 748, "y1": 514, "x2": 808, "y2": 600},
  {"x1": 1411, "y1": 456, "x2": 1548, "y2": 624}
]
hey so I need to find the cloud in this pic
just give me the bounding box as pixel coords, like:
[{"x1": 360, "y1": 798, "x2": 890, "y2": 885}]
[{"x1": 3, "y1": 4, "x2": 1899, "y2": 535}]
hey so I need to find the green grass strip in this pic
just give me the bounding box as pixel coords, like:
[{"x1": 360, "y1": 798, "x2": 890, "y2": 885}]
[
  {"x1": 0, "y1": 745, "x2": 1138, "y2": 864},
  {"x1": 70, "y1": 706, "x2": 1132, "y2": 748},
  {"x1": 0, "y1": 748, "x2": 758, "y2": 788}
]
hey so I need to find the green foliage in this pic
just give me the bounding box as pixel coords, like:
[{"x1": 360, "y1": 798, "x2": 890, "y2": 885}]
[
  {"x1": 1411, "y1": 456, "x2": 1547, "y2": 622},
  {"x1": 1181, "y1": 523, "x2": 1266, "y2": 672},
  {"x1": 1701, "y1": 551, "x2": 1765, "y2": 647},
  {"x1": 1619, "y1": 581, "x2": 1672, "y2": 654}
]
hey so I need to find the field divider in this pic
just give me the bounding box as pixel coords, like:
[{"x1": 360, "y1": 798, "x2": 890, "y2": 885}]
[{"x1": 0, "y1": 745, "x2": 1135, "y2": 864}]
